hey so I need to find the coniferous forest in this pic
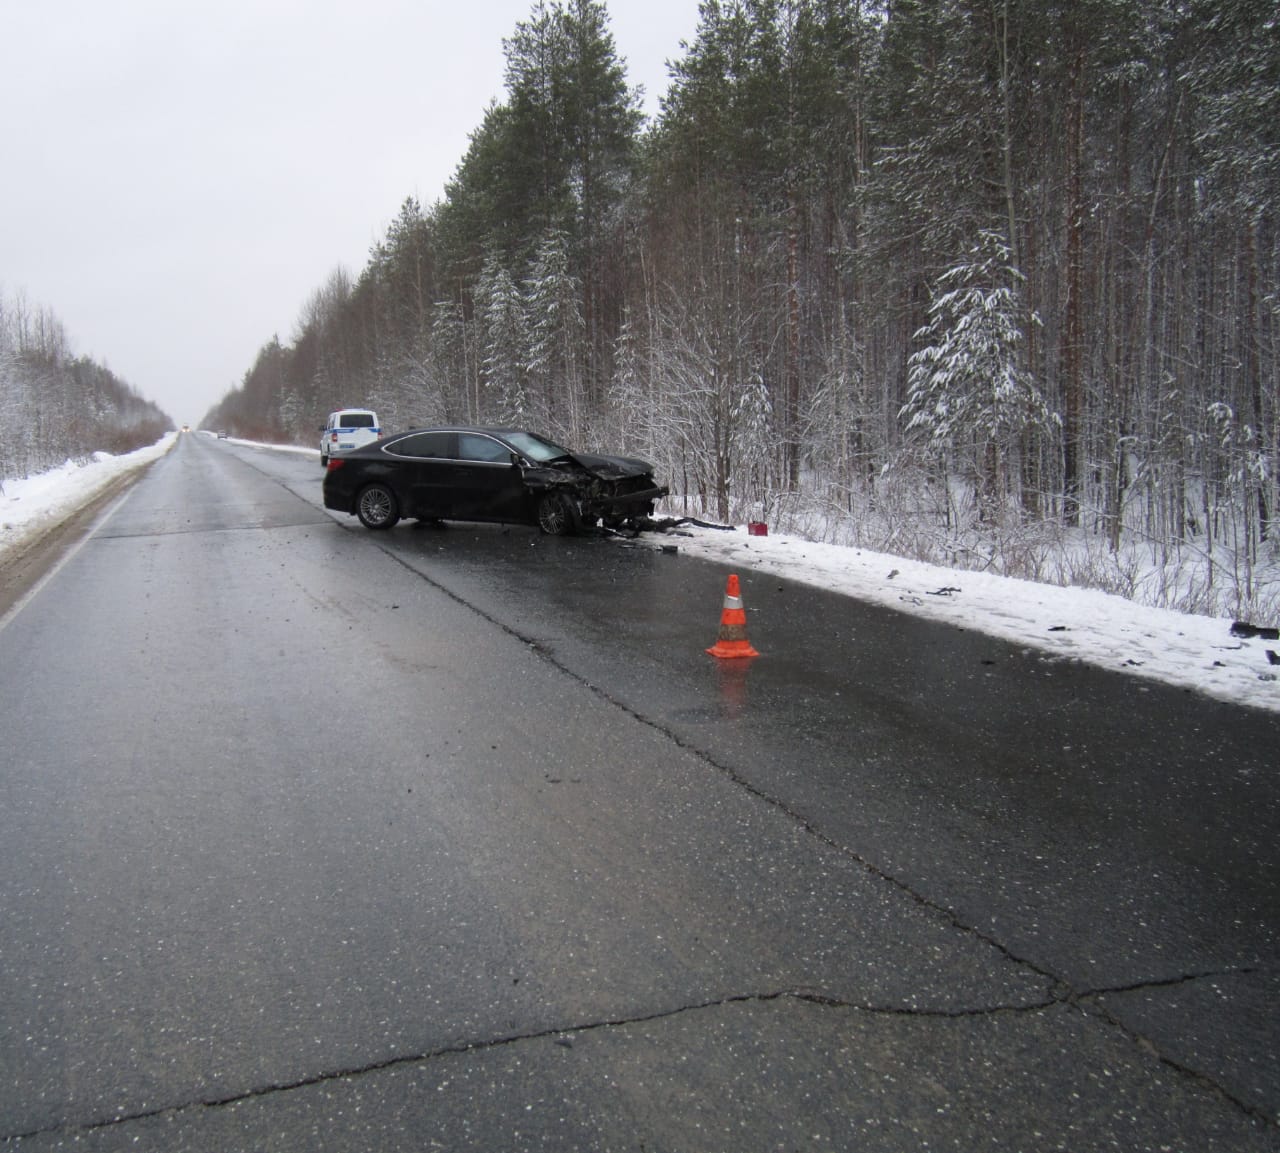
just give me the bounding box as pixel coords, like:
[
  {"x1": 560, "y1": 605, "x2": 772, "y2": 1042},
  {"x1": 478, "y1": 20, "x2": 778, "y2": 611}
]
[{"x1": 201, "y1": 0, "x2": 1277, "y2": 618}]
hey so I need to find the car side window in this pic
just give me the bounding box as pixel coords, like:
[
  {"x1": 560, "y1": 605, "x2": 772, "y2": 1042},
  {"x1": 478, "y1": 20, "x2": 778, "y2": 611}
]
[
  {"x1": 458, "y1": 434, "x2": 512, "y2": 464},
  {"x1": 386, "y1": 432, "x2": 453, "y2": 458}
]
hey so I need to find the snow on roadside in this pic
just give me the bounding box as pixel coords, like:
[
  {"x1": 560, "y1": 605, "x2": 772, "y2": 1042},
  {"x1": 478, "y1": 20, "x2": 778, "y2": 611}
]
[
  {"x1": 0, "y1": 434, "x2": 177, "y2": 559},
  {"x1": 1, "y1": 433, "x2": 1277, "y2": 714}
]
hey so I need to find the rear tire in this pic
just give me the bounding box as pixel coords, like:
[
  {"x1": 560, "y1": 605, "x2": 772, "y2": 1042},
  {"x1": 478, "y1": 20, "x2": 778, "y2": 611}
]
[
  {"x1": 320, "y1": 451, "x2": 328, "y2": 468},
  {"x1": 356, "y1": 484, "x2": 400, "y2": 530},
  {"x1": 537, "y1": 492, "x2": 578, "y2": 536}
]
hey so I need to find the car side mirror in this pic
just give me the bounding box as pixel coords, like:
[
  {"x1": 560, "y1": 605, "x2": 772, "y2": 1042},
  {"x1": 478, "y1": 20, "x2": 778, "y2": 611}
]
[{"x1": 510, "y1": 451, "x2": 522, "y2": 467}]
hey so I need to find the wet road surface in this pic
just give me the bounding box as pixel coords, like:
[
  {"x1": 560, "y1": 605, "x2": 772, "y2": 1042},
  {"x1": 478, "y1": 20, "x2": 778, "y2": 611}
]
[{"x1": 0, "y1": 433, "x2": 1275, "y2": 1149}]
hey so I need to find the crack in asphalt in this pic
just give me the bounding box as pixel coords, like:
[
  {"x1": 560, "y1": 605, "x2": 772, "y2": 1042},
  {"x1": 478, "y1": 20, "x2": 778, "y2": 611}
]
[
  {"x1": 1076, "y1": 970, "x2": 1277, "y2": 1128},
  {"x1": 1076, "y1": 964, "x2": 1265, "y2": 1001},
  {"x1": 94, "y1": 518, "x2": 330, "y2": 541},
  {"x1": 0, "y1": 986, "x2": 1088, "y2": 1143},
  {"x1": 9, "y1": 969, "x2": 1268, "y2": 1144}
]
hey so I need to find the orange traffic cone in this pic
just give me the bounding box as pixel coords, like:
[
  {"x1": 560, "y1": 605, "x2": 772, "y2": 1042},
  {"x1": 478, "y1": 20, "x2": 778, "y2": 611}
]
[{"x1": 706, "y1": 573, "x2": 759, "y2": 659}]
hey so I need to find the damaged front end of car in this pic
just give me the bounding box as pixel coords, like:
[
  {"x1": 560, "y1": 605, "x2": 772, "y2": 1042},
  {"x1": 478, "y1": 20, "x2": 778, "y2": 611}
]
[{"x1": 521, "y1": 452, "x2": 668, "y2": 530}]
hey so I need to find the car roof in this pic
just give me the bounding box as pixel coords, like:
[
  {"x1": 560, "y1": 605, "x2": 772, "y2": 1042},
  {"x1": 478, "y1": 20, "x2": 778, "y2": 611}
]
[{"x1": 388, "y1": 426, "x2": 535, "y2": 437}]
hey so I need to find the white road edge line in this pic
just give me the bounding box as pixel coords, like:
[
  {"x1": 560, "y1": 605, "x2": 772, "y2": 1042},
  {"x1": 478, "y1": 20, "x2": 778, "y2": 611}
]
[{"x1": 0, "y1": 488, "x2": 137, "y2": 634}]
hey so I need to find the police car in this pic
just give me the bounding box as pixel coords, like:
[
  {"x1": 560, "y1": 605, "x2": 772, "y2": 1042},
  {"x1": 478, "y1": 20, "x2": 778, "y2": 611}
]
[{"x1": 320, "y1": 409, "x2": 381, "y2": 466}]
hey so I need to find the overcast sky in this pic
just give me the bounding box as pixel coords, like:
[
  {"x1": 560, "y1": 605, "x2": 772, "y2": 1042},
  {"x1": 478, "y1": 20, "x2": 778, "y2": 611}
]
[{"x1": 0, "y1": 0, "x2": 701, "y2": 425}]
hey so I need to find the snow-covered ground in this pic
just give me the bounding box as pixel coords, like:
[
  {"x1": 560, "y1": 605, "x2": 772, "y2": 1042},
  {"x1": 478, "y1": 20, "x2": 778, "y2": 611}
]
[
  {"x1": 3, "y1": 433, "x2": 1278, "y2": 714},
  {"x1": 0, "y1": 434, "x2": 179, "y2": 559}
]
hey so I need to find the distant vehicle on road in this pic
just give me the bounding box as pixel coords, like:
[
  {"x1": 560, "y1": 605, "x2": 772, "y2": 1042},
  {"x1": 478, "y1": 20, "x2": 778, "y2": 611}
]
[
  {"x1": 216, "y1": 429, "x2": 228, "y2": 439},
  {"x1": 322, "y1": 427, "x2": 666, "y2": 535},
  {"x1": 320, "y1": 408, "x2": 381, "y2": 466}
]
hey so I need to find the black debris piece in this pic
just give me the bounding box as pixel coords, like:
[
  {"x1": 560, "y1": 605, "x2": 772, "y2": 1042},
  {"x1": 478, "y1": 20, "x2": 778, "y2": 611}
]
[{"x1": 1231, "y1": 620, "x2": 1280, "y2": 640}]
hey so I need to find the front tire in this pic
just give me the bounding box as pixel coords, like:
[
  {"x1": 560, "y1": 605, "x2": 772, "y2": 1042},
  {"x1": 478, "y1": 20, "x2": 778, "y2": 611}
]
[
  {"x1": 357, "y1": 483, "x2": 400, "y2": 530},
  {"x1": 537, "y1": 492, "x2": 579, "y2": 536}
]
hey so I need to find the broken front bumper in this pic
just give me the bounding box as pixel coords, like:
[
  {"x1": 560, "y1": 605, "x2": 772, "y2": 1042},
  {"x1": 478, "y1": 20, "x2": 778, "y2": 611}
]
[{"x1": 581, "y1": 483, "x2": 669, "y2": 518}]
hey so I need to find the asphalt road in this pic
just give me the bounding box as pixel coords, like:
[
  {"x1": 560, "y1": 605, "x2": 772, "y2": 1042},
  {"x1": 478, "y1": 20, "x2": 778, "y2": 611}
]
[{"x1": 0, "y1": 433, "x2": 1275, "y2": 1151}]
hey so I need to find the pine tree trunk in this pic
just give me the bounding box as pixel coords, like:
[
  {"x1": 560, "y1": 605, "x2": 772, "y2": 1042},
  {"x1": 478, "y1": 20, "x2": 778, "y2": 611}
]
[
  {"x1": 1245, "y1": 219, "x2": 1271, "y2": 542},
  {"x1": 1061, "y1": 47, "x2": 1085, "y2": 528},
  {"x1": 786, "y1": 189, "x2": 801, "y2": 491}
]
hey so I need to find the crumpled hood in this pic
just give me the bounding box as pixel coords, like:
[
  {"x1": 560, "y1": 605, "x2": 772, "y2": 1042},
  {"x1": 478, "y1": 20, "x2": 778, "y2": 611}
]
[{"x1": 568, "y1": 451, "x2": 655, "y2": 480}]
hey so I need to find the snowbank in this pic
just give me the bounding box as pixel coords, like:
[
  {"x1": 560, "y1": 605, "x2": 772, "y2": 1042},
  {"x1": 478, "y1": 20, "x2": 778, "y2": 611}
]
[{"x1": 0, "y1": 434, "x2": 177, "y2": 559}]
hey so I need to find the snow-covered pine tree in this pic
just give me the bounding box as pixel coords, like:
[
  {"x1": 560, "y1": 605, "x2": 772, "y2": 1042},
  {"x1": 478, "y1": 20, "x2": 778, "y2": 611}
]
[
  {"x1": 731, "y1": 365, "x2": 775, "y2": 518},
  {"x1": 477, "y1": 250, "x2": 530, "y2": 426},
  {"x1": 526, "y1": 227, "x2": 584, "y2": 441},
  {"x1": 608, "y1": 307, "x2": 651, "y2": 457},
  {"x1": 901, "y1": 231, "x2": 1055, "y2": 525},
  {"x1": 428, "y1": 299, "x2": 471, "y2": 423}
]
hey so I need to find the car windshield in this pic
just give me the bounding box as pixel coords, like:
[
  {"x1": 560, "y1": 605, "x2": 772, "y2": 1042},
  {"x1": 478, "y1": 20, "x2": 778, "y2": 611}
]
[{"x1": 504, "y1": 431, "x2": 571, "y2": 463}]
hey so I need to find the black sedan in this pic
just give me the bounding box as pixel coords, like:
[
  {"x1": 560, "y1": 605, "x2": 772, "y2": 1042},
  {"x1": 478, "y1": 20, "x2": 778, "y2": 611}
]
[{"x1": 322, "y1": 427, "x2": 668, "y2": 534}]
